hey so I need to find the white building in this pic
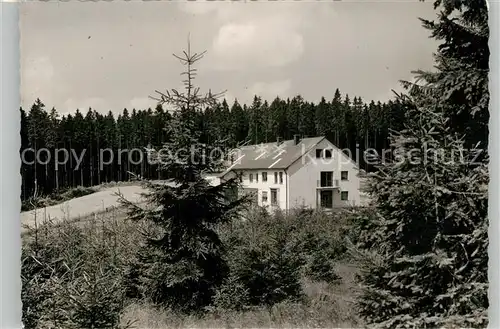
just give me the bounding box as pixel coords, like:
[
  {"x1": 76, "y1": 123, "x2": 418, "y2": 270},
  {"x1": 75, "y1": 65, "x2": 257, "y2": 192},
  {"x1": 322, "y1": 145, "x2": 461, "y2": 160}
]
[{"x1": 213, "y1": 136, "x2": 370, "y2": 211}]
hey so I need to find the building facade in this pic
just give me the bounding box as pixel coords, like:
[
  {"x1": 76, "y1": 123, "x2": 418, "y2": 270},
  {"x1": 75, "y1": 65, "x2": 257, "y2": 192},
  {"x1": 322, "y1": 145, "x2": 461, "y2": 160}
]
[{"x1": 216, "y1": 136, "x2": 369, "y2": 211}]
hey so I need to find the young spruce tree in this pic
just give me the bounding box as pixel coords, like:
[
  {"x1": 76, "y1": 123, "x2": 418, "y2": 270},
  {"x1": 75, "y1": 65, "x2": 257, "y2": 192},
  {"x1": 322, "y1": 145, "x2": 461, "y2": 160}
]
[{"x1": 119, "y1": 43, "x2": 248, "y2": 313}]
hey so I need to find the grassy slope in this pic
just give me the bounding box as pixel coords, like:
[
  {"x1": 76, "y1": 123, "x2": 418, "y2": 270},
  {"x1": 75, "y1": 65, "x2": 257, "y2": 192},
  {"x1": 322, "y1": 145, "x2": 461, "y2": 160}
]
[
  {"x1": 121, "y1": 267, "x2": 361, "y2": 328},
  {"x1": 22, "y1": 193, "x2": 363, "y2": 329}
]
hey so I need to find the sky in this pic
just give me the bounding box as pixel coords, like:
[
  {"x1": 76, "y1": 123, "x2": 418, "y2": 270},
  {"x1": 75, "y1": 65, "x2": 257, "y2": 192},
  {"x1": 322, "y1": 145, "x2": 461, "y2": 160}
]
[{"x1": 20, "y1": 0, "x2": 439, "y2": 115}]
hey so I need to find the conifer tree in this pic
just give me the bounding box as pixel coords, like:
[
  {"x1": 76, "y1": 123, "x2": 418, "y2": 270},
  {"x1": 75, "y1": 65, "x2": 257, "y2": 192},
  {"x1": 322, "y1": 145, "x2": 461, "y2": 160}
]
[
  {"x1": 342, "y1": 95, "x2": 354, "y2": 151},
  {"x1": 403, "y1": 0, "x2": 489, "y2": 148},
  {"x1": 27, "y1": 99, "x2": 49, "y2": 196},
  {"x1": 229, "y1": 99, "x2": 249, "y2": 145},
  {"x1": 72, "y1": 110, "x2": 86, "y2": 186},
  {"x1": 331, "y1": 89, "x2": 343, "y2": 146},
  {"x1": 287, "y1": 95, "x2": 303, "y2": 140},
  {"x1": 357, "y1": 98, "x2": 488, "y2": 328},
  {"x1": 357, "y1": 1, "x2": 489, "y2": 327},
  {"x1": 20, "y1": 108, "x2": 30, "y2": 200},
  {"x1": 314, "y1": 97, "x2": 330, "y2": 138},
  {"x1": 119, "y1": 43, "x2": 248, "y2": 313},
  {"x1": 247, "y1": 96, "x2": 264, "y2": 144},
  {"x1": 298, "y1": 101, "x2": 316, "y2": 138}
]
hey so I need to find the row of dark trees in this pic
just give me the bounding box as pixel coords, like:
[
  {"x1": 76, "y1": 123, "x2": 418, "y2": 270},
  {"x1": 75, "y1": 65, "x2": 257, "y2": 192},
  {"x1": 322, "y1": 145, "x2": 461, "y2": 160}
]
[{"x1": 20, "y1": 92, "x2": 407, "y2": 200}]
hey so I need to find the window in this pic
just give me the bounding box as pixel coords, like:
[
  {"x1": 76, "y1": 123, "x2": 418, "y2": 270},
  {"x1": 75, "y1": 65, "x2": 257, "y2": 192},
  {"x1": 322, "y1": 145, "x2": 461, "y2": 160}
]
[
  {"x1": 270, "y1": 188, "x2": 278, "y2": 205},
  {"x1": 262, "y1": 191, "x2": 268, "y2": 203},
  {"x1": 238, "y1": 172, "x2": 243, "y2": 183},
  {"x1": 249, "y1": 173, "x2": 254, "y2": 183},
  {"x1": 324, "y1": 149, "x2": 332, "y2": 158},
  {"x1": 279, "y1": 172, "x2": 283, "y2": 184},
  {"x1": 320, "y1": 190, "x2": 333, "y2": 208},
  {"x1": 262, "y1": 172, "x2": 268, "y2": 182},
  {"x1": 341, "y1": 171, "x2": 348, "y2": 181},
  {"x1": 320, "y1": 171, "x2": 333, "y2": 187},
  {"x1": 274, "y1": 172, "x2": 278, "y2": 184},
  {"x1": 341, "y1": 191, "x2": 349, "y2": 201},
  {"x1": 256, "y1": 173, "x2": 259, "y2": 182},
  {"x1": 316, "y1": 149, "x2": 323, "y2": 158}
]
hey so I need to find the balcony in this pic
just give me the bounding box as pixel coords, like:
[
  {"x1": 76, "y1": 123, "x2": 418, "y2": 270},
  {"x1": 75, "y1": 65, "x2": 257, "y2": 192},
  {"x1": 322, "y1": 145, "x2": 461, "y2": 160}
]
[{"x1": 316, "y1": 179, "x2": 339, "y2": 189}]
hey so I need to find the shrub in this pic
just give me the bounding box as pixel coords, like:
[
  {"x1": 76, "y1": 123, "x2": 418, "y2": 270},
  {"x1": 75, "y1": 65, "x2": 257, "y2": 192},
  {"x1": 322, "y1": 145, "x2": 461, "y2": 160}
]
[
  {"x1": 21, "y1": 186, "x2": 97, "y2": 211},
  {"x1": 59, "y1": 186, "x2": 96, "y2": 200},
  {"x1": 21, "y1": 210, "x2": 135, "y2": 329},
  {"x1": 218, "y1": 208, "x2": 305, "y2": 308},
  {"x1": 218, "y1": 207, "x2": 355, "y2": 309}
]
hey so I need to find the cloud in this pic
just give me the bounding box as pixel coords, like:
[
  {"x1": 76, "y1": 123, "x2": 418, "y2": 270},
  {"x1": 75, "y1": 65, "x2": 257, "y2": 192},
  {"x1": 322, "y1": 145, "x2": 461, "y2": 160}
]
[
  {"x1": 129, "y1": 97, "x2": 157, "y2": 110},
  {"x1": 211, "y1": 17, "x2": 304, "y2": 70},
  {"x1": 20, "y1": 2, "x2": 437, "y2": 113},
  {"x1": 62, "y1": 97, "x2": 110, "y2": 114},
  {"x1": 221, "y1": 91, "x2": 236, "y2": 104},
  {"x1": 22, "y1": 56, "x2": 55, "y2": 103},
  {"x1": 249, "y1": 80, "x2": 292, "y2": 101},
  {"x1": 23, "y1": 56, "x2": 54, "y2": 83}
]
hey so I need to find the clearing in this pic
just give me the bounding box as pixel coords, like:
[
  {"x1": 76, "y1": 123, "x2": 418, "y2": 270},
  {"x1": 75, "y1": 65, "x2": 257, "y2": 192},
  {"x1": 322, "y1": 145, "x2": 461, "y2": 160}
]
[{"x1": 20, "y1": 185, "x2": 148, "y2": 231}]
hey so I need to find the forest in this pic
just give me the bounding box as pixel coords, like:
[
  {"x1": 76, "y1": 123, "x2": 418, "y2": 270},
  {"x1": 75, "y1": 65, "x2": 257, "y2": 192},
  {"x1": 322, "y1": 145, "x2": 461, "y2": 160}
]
[{"x1": 20, "y1": 93, "x2": 407, "y2": 200}]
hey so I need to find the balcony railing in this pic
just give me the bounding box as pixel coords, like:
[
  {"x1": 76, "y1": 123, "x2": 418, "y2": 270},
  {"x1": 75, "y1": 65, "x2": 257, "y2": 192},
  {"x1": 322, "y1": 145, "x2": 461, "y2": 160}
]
[{"x1": 317, "y1": 179, "x2": 339, "y2": 188}]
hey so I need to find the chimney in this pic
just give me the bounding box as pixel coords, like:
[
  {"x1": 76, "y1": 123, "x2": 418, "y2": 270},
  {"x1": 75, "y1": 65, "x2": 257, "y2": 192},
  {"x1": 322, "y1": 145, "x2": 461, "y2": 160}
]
[{"x1": 293, "y1": 134, "x2": 301, "y2": 145}]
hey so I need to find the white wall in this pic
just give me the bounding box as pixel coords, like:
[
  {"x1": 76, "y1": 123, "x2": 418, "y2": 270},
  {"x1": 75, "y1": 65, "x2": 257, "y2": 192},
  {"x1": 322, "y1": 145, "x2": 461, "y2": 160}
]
[
  {"x1": 237, "y1": 168, "x2": 288, "y2": 210},
  {"x1": 288, "y1": 138, "x2": 363, "y2": 209},
  {"x1": 218, "y1": 138, "x2": 369, "y2": 210},
  {"x1": 203, "y1": 175, "x2": 221, "y2": 186}
]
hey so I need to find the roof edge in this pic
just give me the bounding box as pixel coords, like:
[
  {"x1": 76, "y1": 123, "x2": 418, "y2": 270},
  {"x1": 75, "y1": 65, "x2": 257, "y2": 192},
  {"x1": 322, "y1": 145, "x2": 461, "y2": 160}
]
[{"x1": 285, "y1": 136, "x2": 326, "y2": 170}]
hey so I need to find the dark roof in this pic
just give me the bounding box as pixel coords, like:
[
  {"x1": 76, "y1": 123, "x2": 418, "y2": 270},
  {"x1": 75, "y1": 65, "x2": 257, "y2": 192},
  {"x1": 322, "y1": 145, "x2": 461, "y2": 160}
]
[{"x1": 224, "y1": 136, "x2": 325, "y2": 171}]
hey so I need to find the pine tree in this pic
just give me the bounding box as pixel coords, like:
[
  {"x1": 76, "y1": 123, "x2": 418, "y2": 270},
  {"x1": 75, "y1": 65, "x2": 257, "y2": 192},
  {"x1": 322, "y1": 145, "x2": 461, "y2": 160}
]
[
  {"x1": 403, "y1": 0, "x2": 489, "y2": 149},
  {"x1": 119, "y1": 43, "x2": 248, "y2": 313},
  {"x1": 47, "y1": 107, "x2": 60, "y2": 191},
  {"x1": 72, "y1": 110, "x2": 86, "y2": 186},
  {"x1": 357, "y1": 0, "x2": 489, "y2": 327},
  {"x1": 247, "y1": 96, "x2": 264, "y2": 144},
  {"x1": 20, "y1": 108, "x2": 30, "y2": 200},
  {"x1": 286, "y1": 95, "x2": 303, "y2": 140},
  {"x1": 314, "y1": 96, "x2": 331, "y2": 138},
  {"x1": 298, "y1": 101, "x2": 316, "y2": 138},
  {"x1": 220, "y1": 99, "x2": 232, "y2": 144},
  {"x1": 27, "y1": 99, "x2": 49, "y2": 197},
  {"x1": 229, "y1": 99, "x2": 249, "y2": 146},
  {"x1": 331, "y1": 89, "x2": 343, "y2": 146},
  {"x1": 342, "y1": 95, "x2": 354, "y2": 151},
  {"x1": 357, "y1": 99, "x2": 488, "y2": 328}
]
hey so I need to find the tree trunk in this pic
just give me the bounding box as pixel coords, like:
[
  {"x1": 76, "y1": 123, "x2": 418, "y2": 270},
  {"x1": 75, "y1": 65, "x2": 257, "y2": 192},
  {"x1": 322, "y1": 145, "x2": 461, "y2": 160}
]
[{"x1": 70, "y1": 139, "x2": 74, "y2": 187}]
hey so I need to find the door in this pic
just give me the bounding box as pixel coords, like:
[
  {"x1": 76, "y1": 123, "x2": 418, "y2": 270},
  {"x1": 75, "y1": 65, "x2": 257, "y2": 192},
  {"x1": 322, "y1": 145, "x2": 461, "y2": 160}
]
[
  {"x1": 320, "y1": 190, "x2": 333, "y2": 209},
  {"x1": 270, "y1": 188, "x2": 279, "y2": 206}
]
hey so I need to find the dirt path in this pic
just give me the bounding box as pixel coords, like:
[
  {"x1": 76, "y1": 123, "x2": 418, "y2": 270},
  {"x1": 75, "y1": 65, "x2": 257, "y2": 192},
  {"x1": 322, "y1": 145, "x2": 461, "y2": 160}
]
[{"x1": 21, "y1": 185, "x2": 149, "y2": 230}]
